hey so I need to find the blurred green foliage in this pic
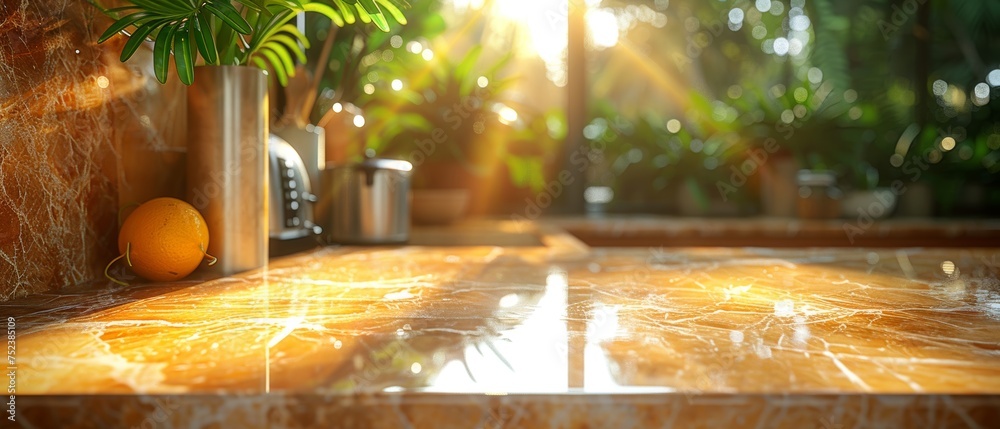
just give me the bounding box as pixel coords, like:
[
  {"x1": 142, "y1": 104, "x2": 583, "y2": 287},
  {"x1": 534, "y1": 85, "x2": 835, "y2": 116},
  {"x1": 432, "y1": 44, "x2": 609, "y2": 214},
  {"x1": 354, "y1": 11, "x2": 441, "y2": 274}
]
[
  {"x1": 305, "y1": 0, "x2": 560, "y2": 191},
  {"x1": 300, "y1": 0, "x2": 1000, "y2": 214},
  {"x1": 588, "y1": 0, "x2": 1000, "y2": 215}
]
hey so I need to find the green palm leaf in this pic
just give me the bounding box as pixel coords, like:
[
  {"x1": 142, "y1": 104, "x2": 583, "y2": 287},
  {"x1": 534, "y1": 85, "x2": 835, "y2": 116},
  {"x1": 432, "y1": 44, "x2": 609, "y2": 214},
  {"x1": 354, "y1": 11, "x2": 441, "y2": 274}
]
[
  {"x1": 257, "y1": 47, "x2": 290, "y2": 85},
  {"x1": 234, "y1": 0, "x2": 264, "y2": 12},
  {"x1": 192, "y1": 14, "x2": 219, "y2": 65},
  {"x1": 251, "y1": 55, "x2": 287, "y2": 86},
  {"x1": 130, "y1": 0, "x2": 190, "y2": 15},
  {"x1": 152, "y1": 23, "x2": 177, "y2": 83},
  {"x1": 204, "y1": 1, "x2": 252, "y2": 34},
  {"x1": 329, "y1": 0, "x2": 356, "y2": 24},
  {"x1": 119, "y1": 19, "x2": 162, "y2": 62},
  {"x1": 262, "y1": 43, "x2": 296, "y2": 76},
  {"x1": 303, "y1": 3, "x2": 346, "y2": 26},
  {"x1": 268, "y1": 33, "x2": 308, "y2": 62},
  {"x1": 98, "y1": 12, "x2": 151, "y2": 43},
  {"x1": 339, "y1": 0, "x2": 388, "y2": 30},
  {"x1": 173, "y1": 24, "x2": 195, "y2": 85},
  {"x1": 375, "y1": 0, "x2": 405, "y2": 25},
  {"x1": 278, "y1": 24, "x2": 310, "y2": 47},
  {"x1": 92, "y1": 0, "x2": 406, "y2": 85}
]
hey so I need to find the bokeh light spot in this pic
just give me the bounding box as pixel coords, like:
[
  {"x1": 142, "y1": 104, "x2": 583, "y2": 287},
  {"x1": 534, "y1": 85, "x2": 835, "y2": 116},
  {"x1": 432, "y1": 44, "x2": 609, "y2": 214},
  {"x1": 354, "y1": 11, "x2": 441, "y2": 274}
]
[
  {"x1": 941, "y1": 136, "x2": 956, "y2": 151},
  {"x1": 666, "y1": 119, "x2": 681, "y2": 133}
]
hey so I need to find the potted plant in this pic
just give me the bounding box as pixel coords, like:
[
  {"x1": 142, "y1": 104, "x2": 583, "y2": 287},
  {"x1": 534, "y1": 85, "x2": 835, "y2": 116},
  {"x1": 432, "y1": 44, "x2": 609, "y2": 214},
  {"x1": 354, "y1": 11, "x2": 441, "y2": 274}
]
[
  {"x1": 384, "y1": 47, "x2": 515, "y2": 222},
  {"x1": 92, "y1": 0, "x2": 401, "y2": 85},
  {"x1": 91, "y1": 0, "x2": 403, "y2": 273},
  {"x1": 328, "y1": 45, "x2": 530, "y2": 222},
  {"x1": 581, "y1": 104, "x2": 679, "y2": 214},
  {"x1": 581, "y1": 93, "x2": 758, "y2": 217}
]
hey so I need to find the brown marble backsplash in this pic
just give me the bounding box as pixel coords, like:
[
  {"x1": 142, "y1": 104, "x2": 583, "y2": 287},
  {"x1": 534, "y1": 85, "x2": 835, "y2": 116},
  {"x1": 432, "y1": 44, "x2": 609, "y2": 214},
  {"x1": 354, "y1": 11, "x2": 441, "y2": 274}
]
[{"x1": 0, "y1": 0, "x2": 187, "y2": 301}]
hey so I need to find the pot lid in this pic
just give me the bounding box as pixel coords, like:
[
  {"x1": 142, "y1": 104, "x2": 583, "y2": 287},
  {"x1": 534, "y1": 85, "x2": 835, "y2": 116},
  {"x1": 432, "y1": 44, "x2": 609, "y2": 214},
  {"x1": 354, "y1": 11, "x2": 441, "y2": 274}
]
[
  {"x1": 796, "y1": 169, "x2": 837, "y2": 187},
  {"x1": 347, "y1": 158, "x2": 413, "y2": 172}
]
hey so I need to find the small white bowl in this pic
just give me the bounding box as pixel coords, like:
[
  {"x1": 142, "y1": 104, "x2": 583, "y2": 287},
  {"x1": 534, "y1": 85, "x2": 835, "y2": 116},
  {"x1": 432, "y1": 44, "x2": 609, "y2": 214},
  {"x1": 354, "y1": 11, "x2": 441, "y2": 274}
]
[
  {"x1": 411, "y1": 189, "x2": 470, "y2": 225},
  {"x1": 841, "y1": 188, "x2": 897, "y2": 219}
]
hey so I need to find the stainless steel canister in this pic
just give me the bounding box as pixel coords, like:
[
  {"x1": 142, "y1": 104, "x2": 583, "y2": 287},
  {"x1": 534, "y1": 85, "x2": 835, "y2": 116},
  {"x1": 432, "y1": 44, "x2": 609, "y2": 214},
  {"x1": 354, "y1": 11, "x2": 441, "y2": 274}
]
[
  {"x1": 316, "y1": 158, "x2": 412, "y2": 244},
  {"x1": 186, "y1": 66, "x2": 268, "y2": 275}
]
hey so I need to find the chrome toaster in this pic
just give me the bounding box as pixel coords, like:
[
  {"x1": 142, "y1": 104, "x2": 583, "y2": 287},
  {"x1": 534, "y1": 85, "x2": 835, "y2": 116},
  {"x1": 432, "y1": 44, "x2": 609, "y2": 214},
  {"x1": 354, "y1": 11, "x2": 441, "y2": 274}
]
[{"x1": 268, "y1": 134, "x2": 321, "y2": 241}]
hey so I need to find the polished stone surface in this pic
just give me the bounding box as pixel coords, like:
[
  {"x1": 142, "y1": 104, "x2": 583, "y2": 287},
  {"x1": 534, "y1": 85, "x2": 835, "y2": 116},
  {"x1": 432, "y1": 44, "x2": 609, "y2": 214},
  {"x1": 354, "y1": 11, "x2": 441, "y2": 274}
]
[
  {"x1": 9, "y1": 223, "x2": 1000, "y2": 427},
  {"x1": 0, "y1": 0, "x2": 186, "y2": 302}
]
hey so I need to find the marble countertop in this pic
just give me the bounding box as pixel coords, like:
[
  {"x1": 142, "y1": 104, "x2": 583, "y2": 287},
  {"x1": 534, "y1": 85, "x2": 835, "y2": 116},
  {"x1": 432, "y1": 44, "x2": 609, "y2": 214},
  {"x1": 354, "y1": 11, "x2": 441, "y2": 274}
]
[{"x1": 9, "y1": 220, "x2": 1000, "y2": 428}]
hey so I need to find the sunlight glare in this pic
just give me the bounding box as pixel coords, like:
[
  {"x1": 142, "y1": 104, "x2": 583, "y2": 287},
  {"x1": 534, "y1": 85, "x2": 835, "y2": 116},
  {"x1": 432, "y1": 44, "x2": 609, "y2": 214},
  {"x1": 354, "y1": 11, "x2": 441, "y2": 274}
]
[
  {"x1": 493, "y1": 0, "x2": 567, "y2": 63},
  {"x1": 497, "y1": 105, "x2": 519, "y2": 124},
  {"x1": 587, "y1": 8, "x2": 619, "y2": 49}
]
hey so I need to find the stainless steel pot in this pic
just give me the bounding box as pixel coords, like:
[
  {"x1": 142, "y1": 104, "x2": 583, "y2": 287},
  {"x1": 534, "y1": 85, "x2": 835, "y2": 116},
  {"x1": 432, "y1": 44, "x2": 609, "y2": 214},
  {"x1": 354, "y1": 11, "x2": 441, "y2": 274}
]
[{"x1": 315, "y1": 158, "x2": 412, "y2": 244}]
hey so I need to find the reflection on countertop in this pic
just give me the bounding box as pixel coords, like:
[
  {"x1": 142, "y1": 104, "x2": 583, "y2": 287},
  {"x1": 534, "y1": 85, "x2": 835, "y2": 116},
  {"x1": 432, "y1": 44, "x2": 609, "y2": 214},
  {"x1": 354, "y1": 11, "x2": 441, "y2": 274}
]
[{"x1": 9, "y1": 221, "x2": 1000, "y2": 428}]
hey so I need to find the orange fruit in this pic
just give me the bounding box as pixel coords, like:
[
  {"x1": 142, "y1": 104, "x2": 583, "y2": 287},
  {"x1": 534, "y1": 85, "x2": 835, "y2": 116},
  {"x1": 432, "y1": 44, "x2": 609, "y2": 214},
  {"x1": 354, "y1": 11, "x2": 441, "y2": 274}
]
[{"x1": 112, "y1": 197, "x2": 214, "y2": 282}]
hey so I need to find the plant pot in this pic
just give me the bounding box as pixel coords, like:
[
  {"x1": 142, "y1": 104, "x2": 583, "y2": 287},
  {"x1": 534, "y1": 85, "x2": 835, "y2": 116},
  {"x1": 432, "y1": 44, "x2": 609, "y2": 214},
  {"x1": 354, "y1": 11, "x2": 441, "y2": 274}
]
[
  {"x1": 759, "y1": 154, "x2": 799, "y2": 217},
  {"x1": 796, "y1": 170, "x2": 842, "y2": 219},
  {"x1": 186, "y1": 66, "x2": 268, "y2": 275}
]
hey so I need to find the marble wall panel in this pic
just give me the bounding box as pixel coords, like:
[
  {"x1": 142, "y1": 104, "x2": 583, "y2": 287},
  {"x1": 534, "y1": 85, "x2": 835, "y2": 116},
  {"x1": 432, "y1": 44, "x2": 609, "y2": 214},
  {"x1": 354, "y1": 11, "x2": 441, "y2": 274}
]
[{"x1": 0, "y1": 0, "x2": 186, "y2": 301}]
